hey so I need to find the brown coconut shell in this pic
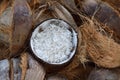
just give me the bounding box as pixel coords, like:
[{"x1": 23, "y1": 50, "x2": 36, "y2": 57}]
[
  {"x1": 46, "y1": 74, "x2": 67, "y2": 80},
  {"x1": 102, "y1": 0, "x2": 120, "y2": 13},
  {"x1": 88, "y1": 68, "x2": 119, "y2": 80},
  {"x1": 0, "y1": 52, "x2": 46, "y2": 80},
  {"x1": 0, "y1": 57, "x2": 22, "y2": 80},
  {"x1": 0, "y1": 0, "x2": 33, "y2": 60},
  {"x1": 0, "y1": 59, "x2": 10, "y2": 80},
  {"x1": 12, "y1": 58, "x2": 22, "y2": 80},
  {"x1": 10, "y1": 0, "x2": 32, "y2": 57}
]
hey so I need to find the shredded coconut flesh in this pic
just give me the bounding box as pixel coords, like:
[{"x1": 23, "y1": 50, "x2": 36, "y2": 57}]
[{"x1": 31, "y1": 19, "x2": 77, "y2": 64}]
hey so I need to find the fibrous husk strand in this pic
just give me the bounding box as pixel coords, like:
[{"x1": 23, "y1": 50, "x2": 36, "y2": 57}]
[
  {"x1": 58, "y1": 56, "x2": 80, "y2": 80},
  {"x1": 20, "y1": 53, "x2": 28, "y2": 80},
  {"x1": 79, "y1": 0, "x2": 120, "y2": 40},
  {"x1": 80, "y1": 21, "x2": 120, "y2": 68},
  {"x1": 0, "y1": 7, "x2": 13, "y2": 60},
  {"x1": 0, "y1": 0, "x2": 9, "y2": 16},
  {"x1": 33, "y1": 1, "x2": 77, "y2": 29},
  {"x1": 58, "y1": 55, "x2": 94, "y2": 80}
]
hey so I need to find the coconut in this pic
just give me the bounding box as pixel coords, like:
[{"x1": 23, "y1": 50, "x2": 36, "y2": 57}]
[
  {"x1": 0, "y1": 0, "x2": 32, "y2": 60},
  {"x1": 0, "y1": 59, "x2": 10, "y2": 80},
  {"x1": 88, "y1": 69, "x2": 119, "y2": 80},
  {"x1": 80, "y1": 22, "x2": 120, "y2": 68},
  {"x1": 30, "y1": 19, "x2": 77, "y2": 66},
  {"x1": 79, "y1": 0, "x2": 120, "y2": 41},
  {"x1": 25, "y1": 53, "x2": 46, "y2": 80},
  {"x1": 46, "y1": 74, "x2": 67, "y2": 80}
]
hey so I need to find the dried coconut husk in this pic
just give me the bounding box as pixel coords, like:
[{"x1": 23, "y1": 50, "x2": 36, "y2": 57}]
[
  {"x1": 27, "y1": 0, "x2": 46, "y2": 10},
  {"x1": 19, "y1": 53, "x2": 28, "y2": 80},
  {"x1": 33, "y1": 1, "x2": 77, "y2": 28},
  {"x1": 32, "y1": 2, "x2": 81, "y2": 71},
  {"x1": 58, "y1": 55, "x2": 94, "y2": 80},
  {"x1": 80, "y1": 21, "x2": 120, "y2": 68},
  {"x1": 31, "y1": 1, "x2": 86, "y2": 79},
  {"x1": 0, "y1": 7, "x2": 12, "y2": 60},
  {"x1": 79, "y1": 0, "x2": 120, "y2": 41},
  {"x1": 0, "y1": 0, "x2": 9, "y2": 16},
  {"x1": 28, "y1": 0, "x2": 80, "y2": 14},
  {"x1": 0, "y1": 0, "x2": 33, "y2": 60},
  {"x1": 59, "y1": 0, "x2": 79, "y2": 13},
  {"x1": 58, "y1": 56, "x2": 80, "y2": 80}
]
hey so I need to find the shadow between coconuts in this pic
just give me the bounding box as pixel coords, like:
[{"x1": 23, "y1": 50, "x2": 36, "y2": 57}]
[{"x1": 29, "y1": 18, "x2": 78, "y2": 73}]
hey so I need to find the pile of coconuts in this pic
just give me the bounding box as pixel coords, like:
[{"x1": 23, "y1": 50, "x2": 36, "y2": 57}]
[{"x1": 0, "y1": 0, "x2": 120, "y2": 80}]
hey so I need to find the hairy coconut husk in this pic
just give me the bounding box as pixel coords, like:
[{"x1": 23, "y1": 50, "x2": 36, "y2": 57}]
[
  {"x1": 0, "y1": 0, "x2": 79, "y2": 60},
  {"x1": 19, "y1": 53, "x2": 28, "y2": 80},
  {"x1": 0, "y1": 0, "x2": 9, "y2": 16},
  {"x1": 57, "y1": 55, "x2": 94, "y2": 80},
  {"x1": 0, "y1": 0, "x2": 33, "y2": 60},
  {"x1": 59, "y1": 0, "x2": 79, "y2": 13},
  {"x1": 58, "y1": 56, "x2": 80, "y2": 80},
  {"x1": 80, "y1": 21, "x2": 120, "y2": 68},
  {"x1": 0, "y1": 7, "x2": 13, "y2": 60},
  {"x1": 27, "y1": 0, "x2": 46, "y2": 10},
  {"x1": 33, "y1": 1, "x2": 77, "y2": 28},
  {"x1": 2, "y1": 0, "x2": 120, "y2": 79},
  {"x1": 79, "y1": 0, "x2": 120, "y2": 41},
  {"x1": 28, "y1": 0, "x2": 80, "y2": 14}
]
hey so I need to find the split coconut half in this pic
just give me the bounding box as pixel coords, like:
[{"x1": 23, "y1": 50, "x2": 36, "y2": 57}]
[{"x1": 30, "y1": 19, "x2": 77, "y2": 65}]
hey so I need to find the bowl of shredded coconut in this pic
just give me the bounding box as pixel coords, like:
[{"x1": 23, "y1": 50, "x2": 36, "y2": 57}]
[{"x1": 30, "y1": 19, "x2": 77, "y2": 65}]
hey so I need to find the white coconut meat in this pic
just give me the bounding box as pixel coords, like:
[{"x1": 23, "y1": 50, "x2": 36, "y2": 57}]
[{"x1": 31, "y1": 19, "x2": 77, "y2": 64}]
